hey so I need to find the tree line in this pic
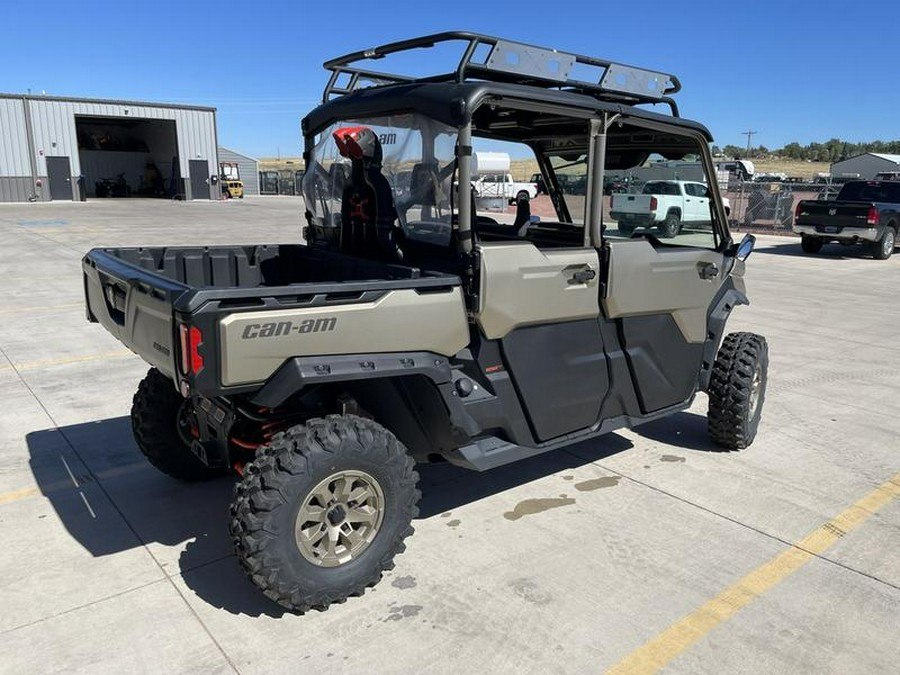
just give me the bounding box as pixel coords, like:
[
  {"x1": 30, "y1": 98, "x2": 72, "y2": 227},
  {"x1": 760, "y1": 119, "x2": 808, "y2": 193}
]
[{"x1": 713, "y1": 139, "x2": 900, "y2": 163}]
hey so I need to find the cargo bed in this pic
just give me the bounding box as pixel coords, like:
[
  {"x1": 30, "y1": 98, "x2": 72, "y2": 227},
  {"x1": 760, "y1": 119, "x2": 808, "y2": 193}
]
[{"x1": 83, "y1": 244, "x2": 466, "y2": 394}]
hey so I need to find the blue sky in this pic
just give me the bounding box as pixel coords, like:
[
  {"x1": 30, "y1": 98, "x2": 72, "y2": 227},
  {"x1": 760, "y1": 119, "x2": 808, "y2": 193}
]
[{"x1": 2, "y1": 0, "x2": 897, "y2": 158}]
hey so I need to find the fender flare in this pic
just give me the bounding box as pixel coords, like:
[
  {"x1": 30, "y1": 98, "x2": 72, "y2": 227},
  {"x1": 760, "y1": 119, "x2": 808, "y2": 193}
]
[{"x1": 698, "y1": 281, "x2": 749, "y2": 392}]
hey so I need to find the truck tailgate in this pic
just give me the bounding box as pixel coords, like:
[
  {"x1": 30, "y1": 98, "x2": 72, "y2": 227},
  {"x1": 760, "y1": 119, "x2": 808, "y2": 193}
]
[
  {"x1": 611, "y1": 194, "x2": 653, "y2": 213},
  {"x1": 796, "y1": 200, "x2": 874, "y2": 231},
  {"x1": 83, "y1": 249, "x2": 187, "y2": 379}
]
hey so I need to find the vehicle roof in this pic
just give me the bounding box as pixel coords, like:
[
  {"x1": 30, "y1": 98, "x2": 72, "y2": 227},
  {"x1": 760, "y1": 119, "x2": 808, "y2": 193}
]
[{"x1": 301, "y1": 81, "x2": 713, "y2": 141}]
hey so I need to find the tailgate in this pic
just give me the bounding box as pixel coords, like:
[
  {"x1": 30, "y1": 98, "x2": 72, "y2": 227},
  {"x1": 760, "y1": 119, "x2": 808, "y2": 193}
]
[
  {"x1": 796, "y1": 200, "x2": 874, "y2": 231},
  {"x1": 611, "y1": 194, "x2": 653, "y2": 213},
  {"x1": 83, "y1": 249, "x2": 188, "y2": 379}
]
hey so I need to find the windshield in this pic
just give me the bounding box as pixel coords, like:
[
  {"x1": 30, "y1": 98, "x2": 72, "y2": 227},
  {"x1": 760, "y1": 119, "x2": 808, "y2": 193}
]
[{"x1": 302, "y1": 114, "x2": 458, "y2": 250}]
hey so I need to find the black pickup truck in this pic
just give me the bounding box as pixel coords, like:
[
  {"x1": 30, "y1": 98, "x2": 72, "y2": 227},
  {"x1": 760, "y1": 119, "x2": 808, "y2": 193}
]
[{"x1": 793, "y1": 180, "x2": 900, "y2": 259}]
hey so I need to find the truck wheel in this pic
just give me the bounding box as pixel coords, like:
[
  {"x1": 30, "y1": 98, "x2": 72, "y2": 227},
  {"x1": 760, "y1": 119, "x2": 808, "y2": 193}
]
[
  {"x1": 708, "y1": 333, "x2": 768, "y2": 450},
  {"x1": 800, "y1": 234, "x2": 824, "y2": 253},
  {"x1": 660, "y1": 212, "x2": 681, "y2": 238},
  {"x1": 230, "y1": 415, "x2": 419, "y2": 613},
  {"x1": 871, "y1": 227, "x2": 895, "y2": 260},
  {"x1": 131, "y1": 368, "x2": 227, "y2": 481}
]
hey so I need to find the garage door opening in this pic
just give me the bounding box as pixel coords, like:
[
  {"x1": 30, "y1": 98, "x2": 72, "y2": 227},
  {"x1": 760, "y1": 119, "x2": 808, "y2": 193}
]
[{"x1": 76, "y1": 117, "x2": 180, "y2": 198}]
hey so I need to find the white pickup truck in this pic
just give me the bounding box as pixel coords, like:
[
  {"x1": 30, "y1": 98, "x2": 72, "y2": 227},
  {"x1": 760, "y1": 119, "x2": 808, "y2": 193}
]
[
  {"x1": 610, "y1": 180, "x2": 721, "y2": 237},
  {"x1": 472, "y1": 173, "x2": 539, "y2": 204}
]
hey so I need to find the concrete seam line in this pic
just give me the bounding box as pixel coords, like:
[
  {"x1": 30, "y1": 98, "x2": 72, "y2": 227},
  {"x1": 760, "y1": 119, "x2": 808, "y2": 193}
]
[
  {"x1": 0, "y1": 351, "x2": 134, "y2": 372},
  {"x1": 605, "y1": 472, "x2": 900, "y2": 675},
  {"x1": 0, "y1": 302, "x2": 83, "y2": 315}
]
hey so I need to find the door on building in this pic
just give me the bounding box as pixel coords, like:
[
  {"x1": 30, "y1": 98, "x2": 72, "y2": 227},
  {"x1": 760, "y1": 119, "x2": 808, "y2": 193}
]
[
  {"x1": 189, "y1": 160, "x2": 210, "y2": 200},
  {"x1": 46, "y1": 156, "x2": 73, "y2": 201}
]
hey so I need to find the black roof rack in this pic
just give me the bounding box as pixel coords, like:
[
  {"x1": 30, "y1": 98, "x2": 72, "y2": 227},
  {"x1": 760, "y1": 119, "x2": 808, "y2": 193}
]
[{"x1": 322, "y1": 32, "x2": 681, "y2": 116}]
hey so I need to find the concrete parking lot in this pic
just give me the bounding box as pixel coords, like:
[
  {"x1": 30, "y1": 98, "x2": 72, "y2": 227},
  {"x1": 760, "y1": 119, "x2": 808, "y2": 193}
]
[{"x1": 0, "y1": 197, "x2": 897, "y2": 674}]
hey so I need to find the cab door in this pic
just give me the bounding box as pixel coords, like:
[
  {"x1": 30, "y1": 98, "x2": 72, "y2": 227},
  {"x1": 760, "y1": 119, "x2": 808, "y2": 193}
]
[
  {"x1": 476, "y1": 241, "x2": 608, "y2": 442},
  {"x1": 601, "y1": 231, "x2": 730, "y2": 413}
]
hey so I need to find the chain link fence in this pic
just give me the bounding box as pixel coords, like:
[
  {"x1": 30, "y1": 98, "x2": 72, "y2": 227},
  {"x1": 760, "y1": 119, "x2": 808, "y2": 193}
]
[{"x1": 723, "y1": 181, "x2": 835, "y2": 232}]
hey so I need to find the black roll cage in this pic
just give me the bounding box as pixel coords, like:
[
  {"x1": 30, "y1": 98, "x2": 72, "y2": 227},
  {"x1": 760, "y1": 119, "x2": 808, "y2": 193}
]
[{"x1": 321, "y1": 32, "x2": 681, "y2": 116}]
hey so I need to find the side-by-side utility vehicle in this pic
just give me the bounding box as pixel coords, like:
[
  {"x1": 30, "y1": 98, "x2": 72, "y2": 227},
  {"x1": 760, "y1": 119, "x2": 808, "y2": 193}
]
[{"x1": 82, "y1": 33, "x2": 768, "y2": 613}]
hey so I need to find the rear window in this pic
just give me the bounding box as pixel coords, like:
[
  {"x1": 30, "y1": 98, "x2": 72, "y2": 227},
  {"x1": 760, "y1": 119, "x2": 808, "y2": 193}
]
[
  {"x1": 642, "y1": 181, "x2": 681, "y2": 195},
  {"x1": 837, "y1": 181, "x2": 900, "y2": 203}
]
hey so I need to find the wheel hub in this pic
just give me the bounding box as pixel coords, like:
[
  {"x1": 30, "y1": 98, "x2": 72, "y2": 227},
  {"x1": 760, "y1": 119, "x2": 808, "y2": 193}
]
[
  {"x1": 748, "y1": 365, "x2": 762, "y2": 418},
  {"x1": 326, "y1": 504, "x2": 347, "y2": 526},
  {"x1": 295, "y1": 470, "x2": 385, "y2": 568}
]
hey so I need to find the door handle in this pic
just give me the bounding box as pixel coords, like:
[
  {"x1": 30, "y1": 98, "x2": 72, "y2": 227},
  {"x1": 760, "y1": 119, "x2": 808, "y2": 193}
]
[
  {"x1": 698, "y1": 262, "x2": 719, "y2": 280},
  {"x1": 569, "y1": 268, "x2": 597, "y2": 284}
]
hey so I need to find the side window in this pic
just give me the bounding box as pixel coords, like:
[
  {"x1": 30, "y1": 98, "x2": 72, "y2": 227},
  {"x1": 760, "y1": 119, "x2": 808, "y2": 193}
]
[
  {"x1": 605, "y1": 152, "x2": 720, "y2": 249},
  {"x1": 470, "y1": 139, "x2": 588, "y2": 250}
]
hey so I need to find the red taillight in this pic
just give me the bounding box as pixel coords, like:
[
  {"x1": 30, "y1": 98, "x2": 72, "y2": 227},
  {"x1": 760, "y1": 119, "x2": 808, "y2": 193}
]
[
  {"x1": 867, "y1": 206, "x2": 879, "y2": 225},
  {"x1": 650, "y1": 196, "x2": 658, "y2": 212},
  {"x1": 795, "y1": 202, "x2": 802, "y2": 221},
  {"x1": 179, "y1": 324, "x2": 204, "y2": 374}
]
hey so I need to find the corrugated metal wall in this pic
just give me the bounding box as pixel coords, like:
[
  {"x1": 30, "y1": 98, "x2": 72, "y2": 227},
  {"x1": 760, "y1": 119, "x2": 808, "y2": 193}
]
[
  {"x1": 0, "y1": 97, "x2": 34, "y2": 201},
  {"x1": 0, "y1": 94, "x2": 219, "y2": 201},
  {"x1": 218, "y1": 146, "x2": 260, "y2": 195},
  {"x1": 830, "y1": 154, "x2": 900, "y2": 180}
]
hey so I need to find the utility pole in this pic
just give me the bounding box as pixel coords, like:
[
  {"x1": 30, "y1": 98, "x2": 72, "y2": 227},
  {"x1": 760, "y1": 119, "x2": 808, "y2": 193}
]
[{"x1": 743, "y1": 129, "x2": 757, "y2": 158}]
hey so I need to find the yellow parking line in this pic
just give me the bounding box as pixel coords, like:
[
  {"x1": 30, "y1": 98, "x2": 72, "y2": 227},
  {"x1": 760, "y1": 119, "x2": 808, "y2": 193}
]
[
  {"x1": 0, "y1": 350, "x2": 134, "y2": 372},
  {"x1": 607, "y1": 472, "x2": 900, "y2": 675},
  {"x1": 0, "y1": 486, "x2": 41, "y2": 504}
]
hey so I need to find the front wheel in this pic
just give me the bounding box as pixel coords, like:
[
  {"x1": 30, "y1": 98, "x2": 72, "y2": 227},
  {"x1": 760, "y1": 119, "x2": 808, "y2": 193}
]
[
  {"x1": 871, "y1": 227, "x2": 895, "y2": 260},
  {"x1": 230, "y1": 415, "x2": 419, "y2": 613},
  {"x1": 801, "y1": 234, "x2": 824, "y2": 253},
  {"x1": 707, "y1": 333, "x2": 769, "y2": 450}
]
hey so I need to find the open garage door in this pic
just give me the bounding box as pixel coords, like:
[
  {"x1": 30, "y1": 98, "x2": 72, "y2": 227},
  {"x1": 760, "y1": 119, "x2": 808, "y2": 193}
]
[{"x1": 76, "y1": 117, "x2": 179, "y2": 198}]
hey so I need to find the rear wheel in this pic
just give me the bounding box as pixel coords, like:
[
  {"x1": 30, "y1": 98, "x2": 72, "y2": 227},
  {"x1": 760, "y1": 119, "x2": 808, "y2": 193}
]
[
  {"x1": 230, "y1": 415, "x2": 419, "y2": 613},
  {"x1": 708, "y1": 333, "x2": 769, "y2": 450},
  {"x1": 871, "y1": 226, "x2": 895, "y2": 260},
  {"x1": 801, "y1": 234, "x2": 824, "y2": 253},
  {"x1": 660, "y1": 212, "x2": 681, "y2": 238},
  {"x1": 131, "y1": 368, "x2": 227, "y2": 481}
]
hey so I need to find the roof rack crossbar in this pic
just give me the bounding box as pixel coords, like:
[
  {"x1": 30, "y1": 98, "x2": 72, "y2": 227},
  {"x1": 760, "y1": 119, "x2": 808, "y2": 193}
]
[{"x1": 321, "y1": 32, "x2": 681, "y2": 115}]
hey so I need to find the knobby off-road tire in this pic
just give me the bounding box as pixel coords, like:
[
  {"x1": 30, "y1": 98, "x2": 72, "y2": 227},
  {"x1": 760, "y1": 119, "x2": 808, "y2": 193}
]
[
  {"x1": 801, "y1": 234, "x2": 824, "y2": 253},
  {"x1": 708, "y1": 333, "x2": 769, "y2": 450},
  {"x1": 871, "y1": 226, "x2": 895, "y2": 260},
  {"x1": 131, "y1": 368, "x2": 227, "y2": 481},
  {"x1": 660, "y1": 212, "x2": 681, "y2": 238},
  {"x1": 230, "y1": 415, "x2": 420, "y2": 613}
]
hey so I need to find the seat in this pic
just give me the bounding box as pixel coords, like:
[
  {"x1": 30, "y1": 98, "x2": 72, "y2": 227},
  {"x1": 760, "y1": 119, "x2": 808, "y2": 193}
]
[
  {"x1": 340, "y1": 160, "x2": 403, "y2": 261},
  {"x1": 512, "y1": 192, "x2": 531, "y2": 236},
  {"x1": 398, "y1": 163, "x2": 443, "y2": 228}
]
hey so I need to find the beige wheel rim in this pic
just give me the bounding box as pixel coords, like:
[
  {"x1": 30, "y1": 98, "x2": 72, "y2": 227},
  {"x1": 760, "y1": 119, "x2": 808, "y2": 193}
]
[{"x1": 295, "y1": 470, "x2": 385, "y2": 567}]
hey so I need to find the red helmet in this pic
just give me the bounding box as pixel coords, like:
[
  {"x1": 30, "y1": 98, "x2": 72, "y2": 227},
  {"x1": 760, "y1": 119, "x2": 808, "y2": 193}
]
[{"x1": 332, "y1": 126, "x2": 383, "y2": 164}]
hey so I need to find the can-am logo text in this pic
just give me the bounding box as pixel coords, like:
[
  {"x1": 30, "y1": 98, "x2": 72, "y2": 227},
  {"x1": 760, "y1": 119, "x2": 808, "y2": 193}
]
[{"x1": 241, "y1": 317, "x2": 337, "y2": 339}]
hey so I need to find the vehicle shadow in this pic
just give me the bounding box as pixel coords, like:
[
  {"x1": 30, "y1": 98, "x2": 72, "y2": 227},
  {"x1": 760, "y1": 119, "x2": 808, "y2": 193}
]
[
  {"x1": 629, "y1": 410, "x2": 726, "y2": 453},
  {"x1": 26, "y1": 416, "x2": 633, "y2": 617},
  {"x1": 753, "y1": 241, "x2": 874, "y2": 259}
]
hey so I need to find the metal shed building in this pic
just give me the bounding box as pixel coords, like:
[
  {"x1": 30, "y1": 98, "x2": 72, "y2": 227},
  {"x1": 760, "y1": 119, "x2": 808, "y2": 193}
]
[
  {"x1": 830, "y1": 153, "x2": 900, "y2": 180},
  {"x1": 218, "y1": 146, "x2": 260, "y2": 196},
  {"x1": 0, "y1": 93, "x2": 219, "y2": 202}
]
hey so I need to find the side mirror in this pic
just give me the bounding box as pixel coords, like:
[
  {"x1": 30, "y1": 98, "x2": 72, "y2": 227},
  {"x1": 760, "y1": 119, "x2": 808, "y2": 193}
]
[{"x1": 735, "y1": 233, "x2": 756, "y2": 262}]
